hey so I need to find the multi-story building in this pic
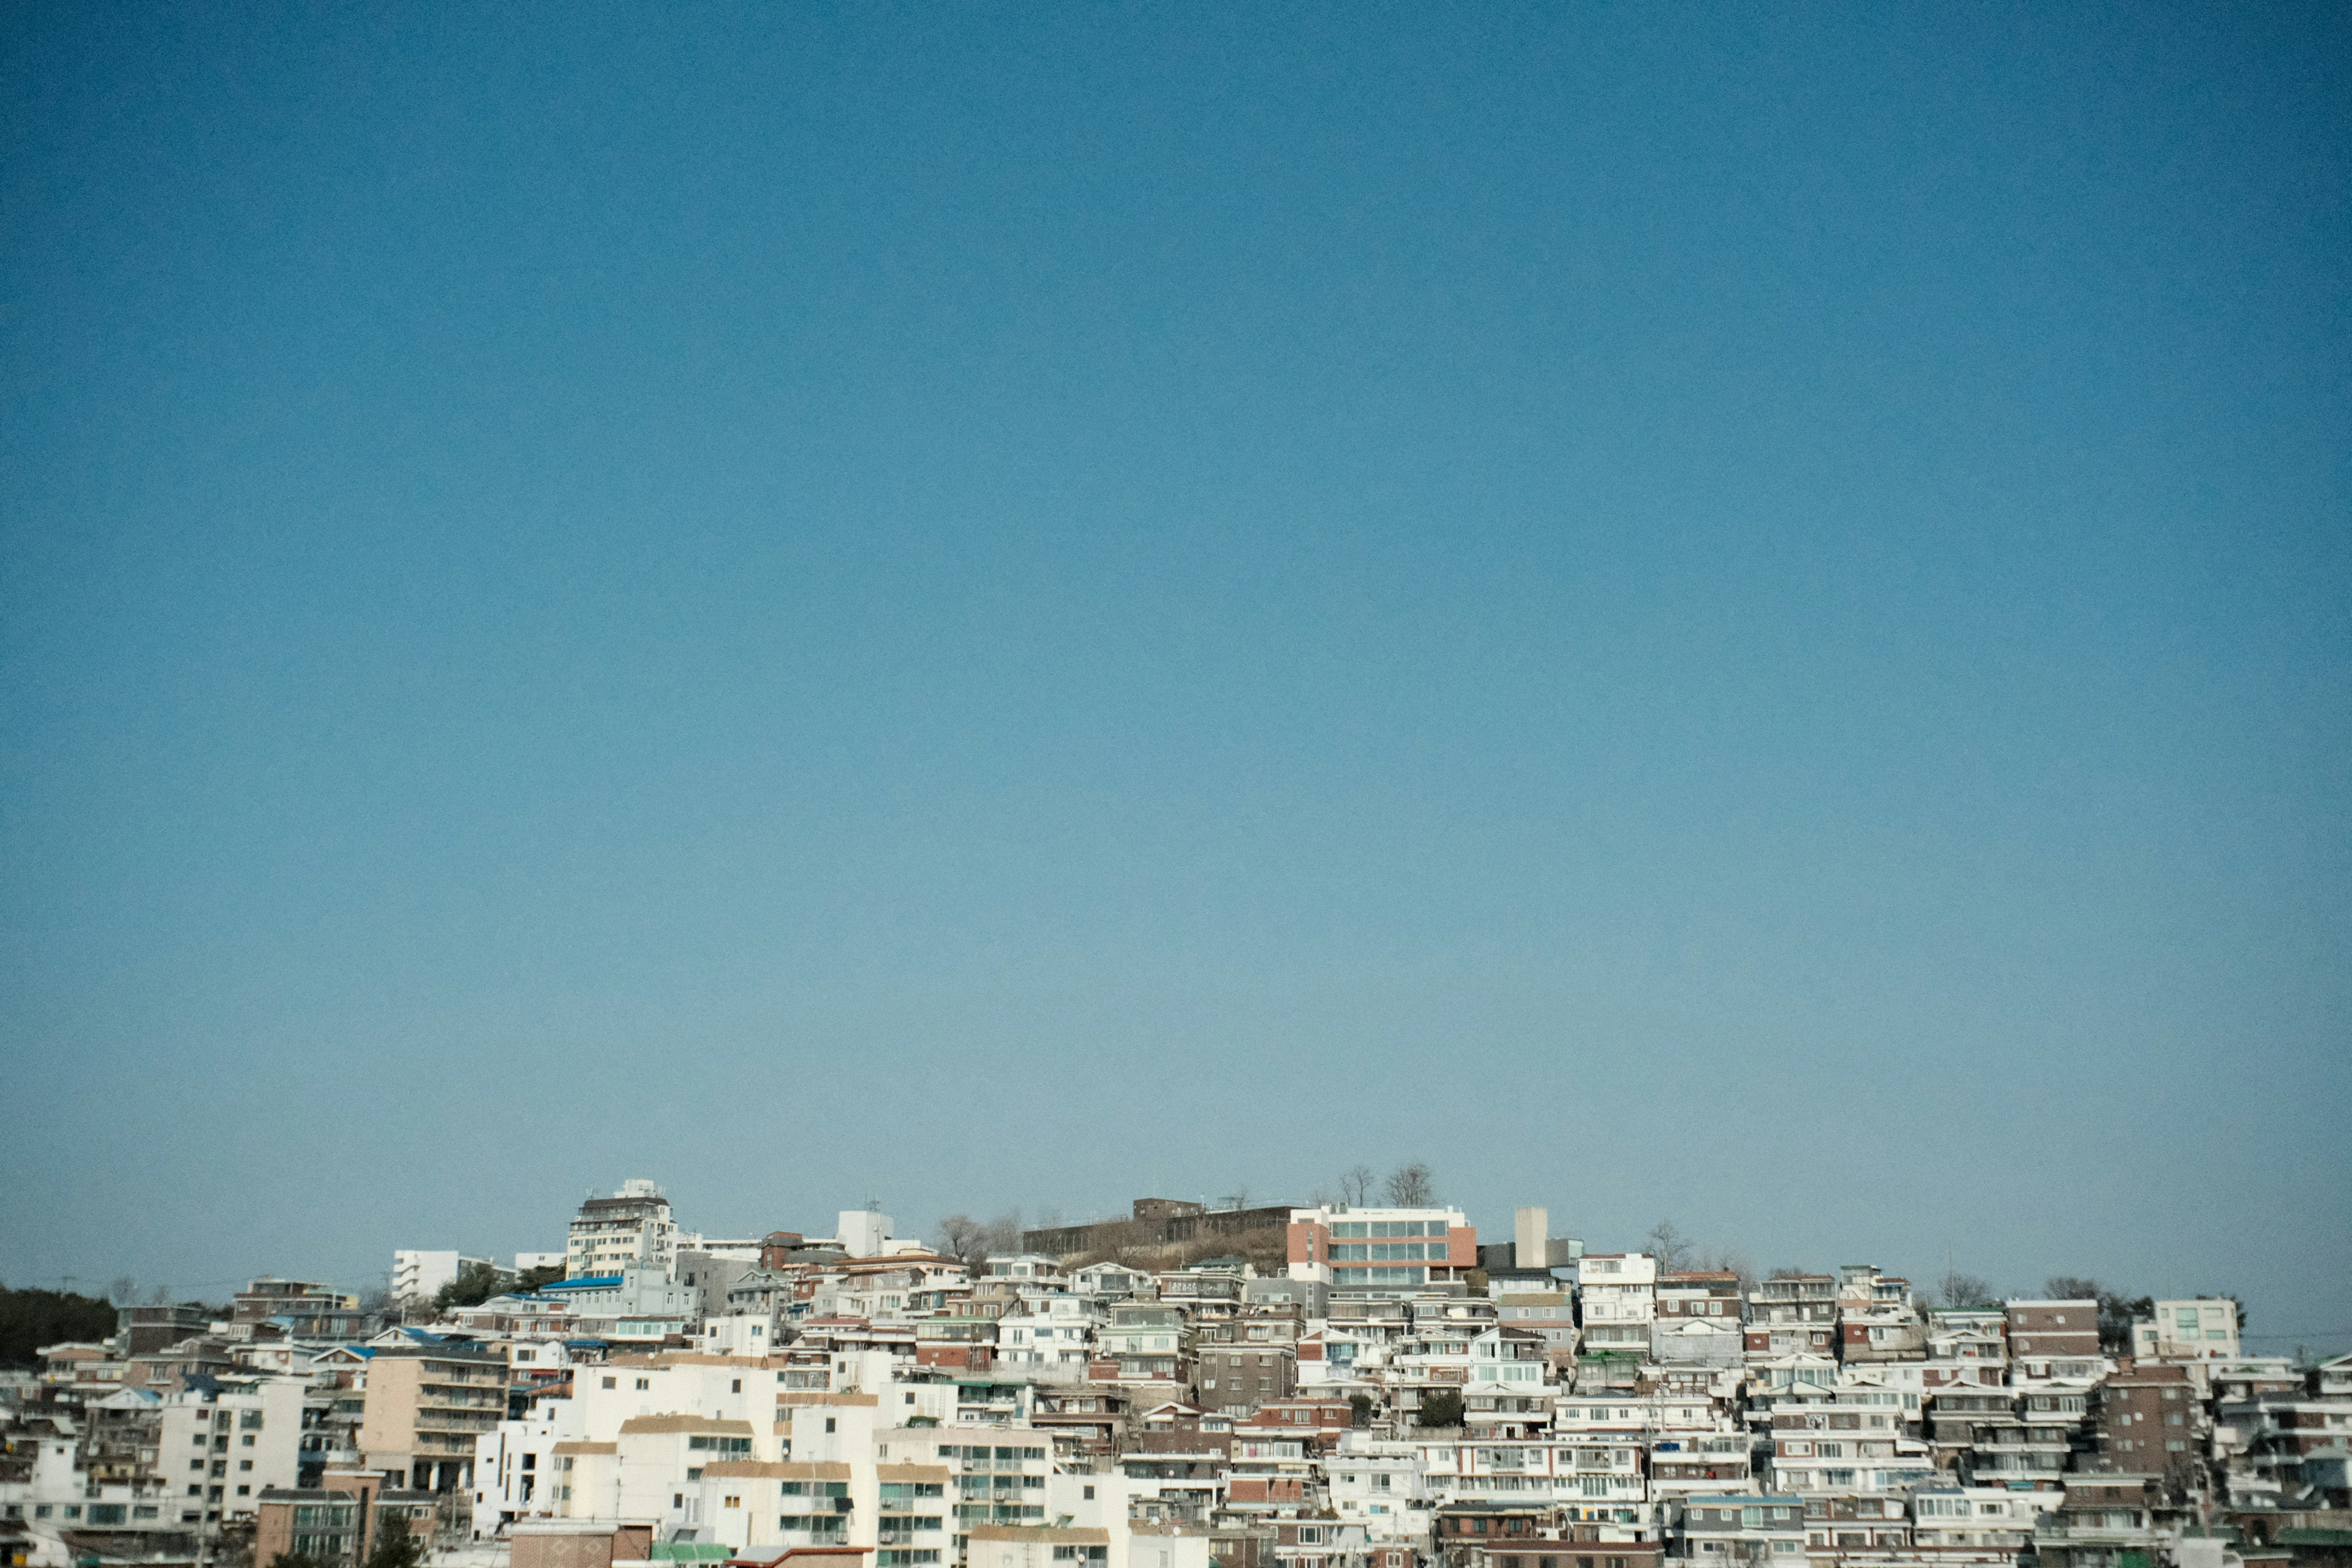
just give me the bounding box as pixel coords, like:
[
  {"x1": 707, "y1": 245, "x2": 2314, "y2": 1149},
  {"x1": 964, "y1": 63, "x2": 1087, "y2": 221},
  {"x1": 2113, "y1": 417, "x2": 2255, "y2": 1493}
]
[
  {"x1": 2029, "y1": 1474, "x2": 2165, "y2": 1568},
  {"x1": 2005, "y1": 1300, "x2": 2103, "y2": 1384},
  {"x1": 358, "y1": 1339, "x2": 508, "y2": 1491},
  {"x1": 233, "y1": 1280, "x2": 375, "y2": 1343},
  {"x1": 118, "y1": 1305, "x2": 214, "y2": 1360},
  {"x1": 536, "y1": 1266, "x2": 696, "y2": 1343},
  {"x1": 156, "y1": 1378, "x2": 308, "y2": 1518},
  {"x1": 1197, "y1": 1333, "x2": 1300, "y2": 1418},
  {"x1": 1286, "y1": 1205, "x2": 1479, "y2": 1295},
  {"x1": 1906, "y1": 1485, "x2": 2051, "y2": 1556},
  {"x1": 2130, "y1": 1300, "x2": 2242, "y2": 1362},
  {"x1": 1650, "y1": 1273, "x2": 1740, "y2": 1371},
  {"x1": 1663, "y1": 1494, "x2": 1807, "y2": 1561},
  {"x1": 1963, "y1": 1385, "x2": 2088, "y2": 1490},
  {"x1": 997, "y1": 1295, "x2": 1102, "y2": 1379},
  {"x1": 471, "y1": 1398, "x2": 586, "y2": 1528},
  {"x1": 1494, "y1": 1292, "x2": 1578, "y2": 1368},
  {"x1": 1104, "y1": 1305, "x2": 1191, "y2": 1386},
  {"x1": 565, "y1": 1179, "x2": 680, "y2": 1279},
  {"x1": 1744, "y1": 1276, "x2": 1837, "y2": 1360},
  {"x1": 1923, "y1": 1310, "x2": 2008, "y2": 1390},
  {"x1": 390, "y1": 1252, "x2": 493, "y2": 1307},
  {"x1": 1575, "y1": 1256, "x2": 1657, "y2": 1363},
  {"x1": 2212, "y1": 1393, "x2": 2352, "y2": 1504},
  {"x1": 1762, "y1": 1390, "x2": 1933, "y2": 1494},
  {"x1": 253, "y1": 1470, "x2": 440, "y2": 1568},
  {"x1": 1194, "y1": 1310, "x2": 1302, "y2": 1408},
  {"x1": 2089, "y1": 1361, "x2": 2201, "y2": 1482},
  {"x1": 1329, "y1": 1434, "x2": 1433, "y2": 1543},
  {"x1": 1833, "y1": 1266, "x2": 1924, "y2": 1363}
]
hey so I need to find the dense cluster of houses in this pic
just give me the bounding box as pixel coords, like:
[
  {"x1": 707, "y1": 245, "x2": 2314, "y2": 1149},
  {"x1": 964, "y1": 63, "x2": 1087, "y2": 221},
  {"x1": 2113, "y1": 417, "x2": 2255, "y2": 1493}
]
[{"x1": 5, "y1": 1181, "x2": 2346, "y2": 1568}]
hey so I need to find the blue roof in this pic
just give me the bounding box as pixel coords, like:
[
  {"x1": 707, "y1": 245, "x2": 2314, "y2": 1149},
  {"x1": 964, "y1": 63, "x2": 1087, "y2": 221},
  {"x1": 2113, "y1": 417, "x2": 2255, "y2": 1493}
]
[{"x1": 544, "y1": 1275, "x2": 622, "y2": 1291}]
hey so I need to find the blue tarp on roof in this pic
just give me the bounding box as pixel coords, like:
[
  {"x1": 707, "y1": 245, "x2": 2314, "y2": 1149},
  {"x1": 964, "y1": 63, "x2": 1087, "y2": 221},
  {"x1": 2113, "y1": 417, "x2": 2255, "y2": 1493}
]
[{"x1": 543, "y1": 1275, "x2": 623, "y2": 1291}]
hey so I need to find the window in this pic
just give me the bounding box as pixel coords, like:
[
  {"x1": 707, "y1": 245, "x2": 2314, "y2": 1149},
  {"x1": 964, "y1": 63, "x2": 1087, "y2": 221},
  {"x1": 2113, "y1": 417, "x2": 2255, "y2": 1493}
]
[{"x1": 602, "y1": 1377, "x2": 617, "y2": 1389}]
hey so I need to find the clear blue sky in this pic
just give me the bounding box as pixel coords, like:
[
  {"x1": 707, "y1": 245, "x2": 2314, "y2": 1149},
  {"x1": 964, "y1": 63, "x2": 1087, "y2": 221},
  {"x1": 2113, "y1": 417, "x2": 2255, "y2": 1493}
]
[{"x1": 3, "y1": 4, "x2": 2346, "y2": 1349}]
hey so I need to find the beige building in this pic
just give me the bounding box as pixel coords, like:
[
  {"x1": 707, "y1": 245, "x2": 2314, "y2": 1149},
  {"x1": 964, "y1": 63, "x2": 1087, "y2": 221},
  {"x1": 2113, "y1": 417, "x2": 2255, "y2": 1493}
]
[{"x1": 360, "y1": 1342, "x2": 508, "y2": 1491}]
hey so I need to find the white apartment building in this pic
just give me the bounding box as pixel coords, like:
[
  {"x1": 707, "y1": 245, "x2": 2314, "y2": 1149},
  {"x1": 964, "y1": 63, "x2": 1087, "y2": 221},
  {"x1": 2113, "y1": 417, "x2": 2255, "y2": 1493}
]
[
  {"x1": 472, "y1": 1398, "x2": 587, "y2": 1528},
  {"x1": 1577, "y1": 1253, "x2": 1658, "y2": 1355},
  {"x1": 391, "y1": 1250, "x2": 490, "y2": 1305},
  {"x1": 157, "y1": 1378, "x2": 307, "y2": 1519},
  {"x1": 997, "y1": 1294, "x2": 1102, "y2": 1377},
  {"x1": 2133, "y1": 1299, "x2": 2242, "y2": 1360},
  {"x1": 565, "y1": 1178, "x2": 679, "y2": 1278},
  {"x1": 1327, "y1": 1434, "x2": 1432, "y2": 1542}
]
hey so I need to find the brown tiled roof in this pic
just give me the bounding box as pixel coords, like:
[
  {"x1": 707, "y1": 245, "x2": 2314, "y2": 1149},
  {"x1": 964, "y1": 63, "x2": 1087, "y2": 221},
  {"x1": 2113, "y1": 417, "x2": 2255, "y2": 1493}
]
[{"x1": 619, "y1": 1415, "x2": 756, "y2": 1435}]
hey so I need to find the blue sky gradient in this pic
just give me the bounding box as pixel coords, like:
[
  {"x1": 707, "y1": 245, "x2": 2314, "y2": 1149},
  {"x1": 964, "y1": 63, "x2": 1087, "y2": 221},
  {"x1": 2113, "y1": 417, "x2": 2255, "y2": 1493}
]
[{"x1": 2, "y1": 3, "x2": 2346, "y2": 1346}]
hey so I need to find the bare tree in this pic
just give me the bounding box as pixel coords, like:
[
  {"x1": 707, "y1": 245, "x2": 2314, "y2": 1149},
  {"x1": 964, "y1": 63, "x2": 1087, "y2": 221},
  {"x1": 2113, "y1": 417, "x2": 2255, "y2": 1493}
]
[
  {"x1": 1768, "y1": 1265, "x2": 1808, "y2": 1280},
  {"x1": 1934, "y1": 1270, "x2": 1999, "y2": 1310},
  {"x1": 1645, "y1": 1220, "x2": 1694, "y2": 1273},
  {"x1": 1701, "y1": 1247, "x2": 1756, "y2": 1294},
  {"x1": 2044, "y1": 1275, "x2": 2101, "y2": 1302},
  {"x1": 935, "y1": 1213, "x2": 989, "y2": 1265},
  {"x1": 978, "y1": 1210, "x2": 1025, "y2": 1258},
  {"x1": 145, "y1": 1284, "x2": 172, "y2": 1306},
  {"x1": 1338, "y1": 1166, "x2": 1376, "y2": 1205},
  {"x1": 1219, "y1": 1186, "x2": 1251, "y2": 1212},
  {"x1": 1384, "y1": 1163, "x2": 1436, "y2": 1207},
  {"x1": 108, "y1": 1276, "x2": 138, "y2": 1305}
]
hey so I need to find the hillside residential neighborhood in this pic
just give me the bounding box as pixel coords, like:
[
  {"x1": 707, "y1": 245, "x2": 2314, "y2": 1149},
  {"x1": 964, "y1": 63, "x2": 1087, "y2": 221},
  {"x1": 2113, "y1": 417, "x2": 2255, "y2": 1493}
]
[{"x1": 5, "y1": 1180, "x2": 2345, "y2": 1568}]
